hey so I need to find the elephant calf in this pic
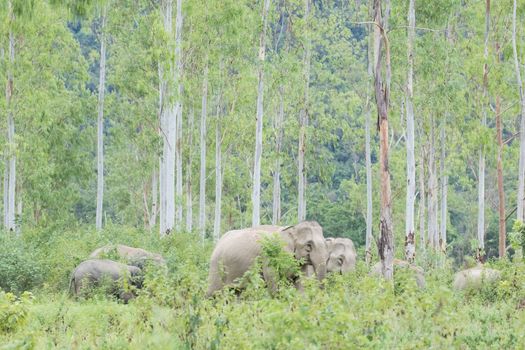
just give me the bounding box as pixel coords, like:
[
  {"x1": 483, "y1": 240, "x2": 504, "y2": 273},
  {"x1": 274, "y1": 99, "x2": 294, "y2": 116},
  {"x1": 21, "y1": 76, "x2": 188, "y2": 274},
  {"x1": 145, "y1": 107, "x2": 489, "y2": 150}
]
[
  {"x1": 371, "y1": 259, "x2": 426, "y2": 288},
  {"x1": 206, "y1": 221, "x2": 328, "y2": 297},
  {"x1": 453, "y1": 266, "x2": 500, "y2": 291},
  {"x1": 89, "y1": 244, "x2": 166, "y2": 268},
  {"x1": 325, "y1": 237, "x2": 357, "y2": 274},
  {"x1": 69, "y1": 259, "x2": 143, "y2": 302}
]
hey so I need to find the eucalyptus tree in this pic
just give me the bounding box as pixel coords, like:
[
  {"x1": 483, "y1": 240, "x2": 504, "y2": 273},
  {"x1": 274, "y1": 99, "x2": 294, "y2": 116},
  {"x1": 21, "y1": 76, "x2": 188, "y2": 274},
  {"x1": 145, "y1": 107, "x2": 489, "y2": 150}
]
[
  {"x1": 476, "y1": 0, "x2": 490, "y2": 260},
  {"x1": 373, "y1": 0, "x2": 393, "y2": 280},
  {"x1": 95, "y1": 3, "x2": 108, "y2": 230},
  {"x1": 252, "y1": 0, "x2": 271, "y2": 227},
  {"x1": 159, "y1": 0, "x2": 176, "y2": 236},
  {"x1": 297, "y1": 0, "x2": 310, "y2": 222},
  {"x1": 404, "y1": 0, "x2": 416, "y2": 262},
  {"x1": 513, "y1": 0, "x2": 525, "y2": 225},
  {"x1": 174, "y1": 0, "x2": 183, "y2": 230}
]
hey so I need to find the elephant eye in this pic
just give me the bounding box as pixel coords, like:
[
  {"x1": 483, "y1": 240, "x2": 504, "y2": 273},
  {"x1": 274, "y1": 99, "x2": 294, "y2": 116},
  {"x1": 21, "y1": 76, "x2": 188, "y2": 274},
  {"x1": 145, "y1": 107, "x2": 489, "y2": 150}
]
[{"x1": 305, "y1": 241, "x2": 313, "y2": 252}]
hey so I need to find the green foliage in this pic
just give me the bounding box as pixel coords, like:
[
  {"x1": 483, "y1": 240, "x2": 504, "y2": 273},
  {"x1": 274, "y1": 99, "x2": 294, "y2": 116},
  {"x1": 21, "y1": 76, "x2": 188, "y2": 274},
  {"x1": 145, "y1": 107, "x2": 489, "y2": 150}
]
[
  {"x1": 0, "y1": 291, "x2": 33, "y2": 334},
  {"x1": 260, "y1": 234, "x2": 301, "y2": 290},
  {"x1": 0, "y1": 234, "x2": 44, "y2": 293}
]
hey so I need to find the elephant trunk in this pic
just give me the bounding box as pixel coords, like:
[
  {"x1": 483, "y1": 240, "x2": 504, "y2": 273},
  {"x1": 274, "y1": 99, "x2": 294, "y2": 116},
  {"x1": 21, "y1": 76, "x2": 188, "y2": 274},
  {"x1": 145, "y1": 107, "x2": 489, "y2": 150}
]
[{"x1": 312, "y1": 260, "x2": 326, "y2": 282}]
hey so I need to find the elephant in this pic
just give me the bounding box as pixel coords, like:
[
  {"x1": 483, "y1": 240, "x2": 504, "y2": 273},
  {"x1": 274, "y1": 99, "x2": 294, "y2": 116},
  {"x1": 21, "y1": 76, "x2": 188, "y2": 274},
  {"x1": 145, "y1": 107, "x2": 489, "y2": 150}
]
[
  {"x1": 371, "y1": 259, "x2": 426, "y2": 288},
  {"x1": 206, "y1": 221, "x2": 328, "y2": 297},
  {"x1": 452, "y1": 265, "x2": 501, "y2": 290},
  {"x1": 325, "y1": 237, "x2": 357, "y2": 274},
  {"x1": 69, "y1": 259, "x2": 143, "y2": 302},
  {"x1": 89, "y1": 244, "x2": 166, "y2": 268}
]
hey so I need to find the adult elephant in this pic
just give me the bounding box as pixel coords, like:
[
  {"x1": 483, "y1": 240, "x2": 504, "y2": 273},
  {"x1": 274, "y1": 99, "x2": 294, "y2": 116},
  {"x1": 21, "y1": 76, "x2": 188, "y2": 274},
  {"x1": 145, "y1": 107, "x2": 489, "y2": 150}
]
[
  {"x1": 453, "y1": 265, "x2": 500, "y2": 290},
  {"x1": 69, "y1": 259, "x2": 143, "y2": 302},
  {"x1": 206, "y1": 221, "x2": 328, "y2": 297},
  {"x1": 89, "y1": 244, "x2": 166, "y2": 268},
  {"x1": 325, "y1": 237, "x2": 357, "y2": 274}
]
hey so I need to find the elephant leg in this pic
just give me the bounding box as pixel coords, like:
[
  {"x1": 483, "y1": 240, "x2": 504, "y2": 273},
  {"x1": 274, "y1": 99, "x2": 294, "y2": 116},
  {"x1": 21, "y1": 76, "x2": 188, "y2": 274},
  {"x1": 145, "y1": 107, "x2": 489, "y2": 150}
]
[{"x1": 262, "y1": 261, "x2": 278, "y2": 296}]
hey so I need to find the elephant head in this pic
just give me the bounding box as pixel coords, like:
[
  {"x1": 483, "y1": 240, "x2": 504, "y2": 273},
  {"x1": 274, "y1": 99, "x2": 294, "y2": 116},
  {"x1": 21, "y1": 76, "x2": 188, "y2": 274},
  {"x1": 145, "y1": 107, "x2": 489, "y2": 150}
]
[
  {"x1": 282, "y1": 221, "x2": 328, "y2": 281},
  {"x1": 325, "y1": 237, "x2": 357, "y2": 274}
]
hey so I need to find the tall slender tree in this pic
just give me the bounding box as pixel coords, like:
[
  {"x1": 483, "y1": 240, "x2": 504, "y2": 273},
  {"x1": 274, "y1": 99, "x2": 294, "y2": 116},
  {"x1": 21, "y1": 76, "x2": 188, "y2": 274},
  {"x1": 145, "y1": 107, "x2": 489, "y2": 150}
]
[
  {"x1": 514, "y1": 0, "x2": 525, "y2": 225},
  {"x1": 364, "y1": 1, "x2": 374, "y2": 264},
  {"x1": 373, "y1": 0, "x2": 393, "y2": 280},
  {"x1": 4, "y1": 0, "x2": 16, "y2": 232},
  {"x1": 252, "y1": 0, "x2": 271, "y2": 227},
  {"x1": 404, "y1": 0, "x2": 416, "y2": 262},
  {"x1": 96, "y1": 5, "x2": 108, "y2": 231},
  {"x1": 175, "y1": 0, "x2": 183, "y2": 230},
  {"x1": 297, "y1": 0, "x2": 310, "y2": 222},
  {"x1": 159, "y1": 0, "x2": 176, "y2": 237},
  {"x1": 440, "y1": 120, "x2": 447, "y2": 255},
  {"x1": 213, "y1": 91, "x2": 223, "y2": 241},
  {"x1": 272, "y1": 85, "x2": 284, "y2": 225},
  {"x1": 495, "y1": 40, "x2": 505, "y2": 257},
  {"x1": 186, "y1": 106, "x2": 194, "y2": 232},
  {"x1": 199, "y1": 63, "x2": 208, "y2": 239},
  {"x1": 477, "y1": 0, "x2": 490, "y2": 260}
]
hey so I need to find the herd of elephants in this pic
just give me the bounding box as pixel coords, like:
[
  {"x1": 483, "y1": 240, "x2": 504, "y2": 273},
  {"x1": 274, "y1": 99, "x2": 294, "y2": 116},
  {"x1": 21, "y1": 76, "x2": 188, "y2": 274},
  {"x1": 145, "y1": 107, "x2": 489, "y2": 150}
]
[{"x1": 69, "y1": 221, "x2": 501, "y2": 301}]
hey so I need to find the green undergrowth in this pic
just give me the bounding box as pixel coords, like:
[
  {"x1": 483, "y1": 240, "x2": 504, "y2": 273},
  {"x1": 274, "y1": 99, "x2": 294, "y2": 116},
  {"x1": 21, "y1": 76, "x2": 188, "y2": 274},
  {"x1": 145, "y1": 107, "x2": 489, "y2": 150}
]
[{"x1": 1, "y1": 226, "x2": 525, "y2": 349}]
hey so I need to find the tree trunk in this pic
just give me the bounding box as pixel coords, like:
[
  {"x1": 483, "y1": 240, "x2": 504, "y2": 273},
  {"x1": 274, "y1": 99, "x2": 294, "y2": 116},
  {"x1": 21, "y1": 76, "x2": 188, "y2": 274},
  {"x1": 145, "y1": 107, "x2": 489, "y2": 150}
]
[
  {"x1": 150, "y1": 166, "x2": 158, "y2": 230},
  {"x1": 495, "y1": 40, "x2": 505, "y2": 257},
  {"x1": 373, "y1": 0, "x2": 393, "y2": 281},
  {"x1": 477, "y1": 0, "x2": 489, "y2": 260},
  {"x1": 213, "y1": 97, "x2": 222, "y2": 241},
  {"x1": 418, "y1": 139, "x2": 426, "y2": 250},
  {"x1": 5, "y1": 1, "x2": 16, "y2": 232},
  {"x1": 186, "y1": 106, "x2": 194, "y2": 232},
  {"x1": 175, "y1": 0, "x2": 183, "y2": 230},
  {"x1": 496, "y1": 93, "x2": 505, "y2": 257},
  {"x1": 513, "y1": 0, "x2": 525, "y2": 224},
  {"x1": 427, "y1": 116, "x2": 437, "y2": 250},
  {"x1": 272, "y1": 85, "x2": 284, "y2": 225},
  {"x1": 364, "y1": 1, "x2": 374, "y2": 264},
  {"x1": 252, "y1": 0, "x2": 271, "y2": 227},
  {"x1": 96, "y1": 6, "x2": 107, "y2": 231},
  {"x1": 199, "y1": 64, "x2": 208, "y2": 239},
  {"x1": 160, "y1": 0, "x2": 176, "y2": 237},
  {"x1": 404, "y1": 0, "x2": 416, "y2": 262},
  {"x1": 298, "y1": 0, "x2": 310, "y2": 222},
  {"x1": 440, "y1": 120, "x2": 447, "y2": 255}
]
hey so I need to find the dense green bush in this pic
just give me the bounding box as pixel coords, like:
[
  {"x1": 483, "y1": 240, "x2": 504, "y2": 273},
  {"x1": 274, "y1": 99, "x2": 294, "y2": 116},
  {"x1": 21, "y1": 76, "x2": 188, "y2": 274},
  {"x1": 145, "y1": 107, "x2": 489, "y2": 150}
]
[
  {"x1": 0, "y1": 235, "x2": 44, "y2": 293},
  {"x1": 2, "y1": 226, "x2": 525, "y2": 349}
]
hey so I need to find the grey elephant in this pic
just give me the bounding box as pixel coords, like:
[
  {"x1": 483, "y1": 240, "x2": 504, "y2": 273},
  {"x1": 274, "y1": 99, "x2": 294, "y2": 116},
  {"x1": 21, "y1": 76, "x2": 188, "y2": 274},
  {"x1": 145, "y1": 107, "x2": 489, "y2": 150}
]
[
  {"x1": 371, "y1": 259, "x2": 426, "y2": 288},
  {"x1": 206, "y1": 221, "x2": 328, "y2": 297},
  {"x1": 453, "y1": 265, "x2": 500, "y2": 290},
  {"x1": 325, "y1": 237, "x2": 357, "y2": 274},
  {"x1": 69, "y1": 259, "x2": 143, "y2": 302},
  {"x1": 89, "y1": 244, "x2": 166, "y2": 268}
]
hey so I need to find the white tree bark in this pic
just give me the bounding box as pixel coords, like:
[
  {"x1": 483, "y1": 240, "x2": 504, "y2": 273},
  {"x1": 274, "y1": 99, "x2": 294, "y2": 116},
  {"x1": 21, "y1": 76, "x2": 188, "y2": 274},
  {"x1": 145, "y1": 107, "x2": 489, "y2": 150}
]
[
  {"x1": 213, "y1": 96, "x2": 222, "y2": 241},
  {"x1": 5, "y1": 1, "x2": 15, "y2": 232},
  {"x1": 440, "y1": 121, "x2": 447, "y2": 254},
  {"x1": 96, "y1": 6, "x2": 107, "y2": 231},
  {"x1": 272, "y1": 85, "x2": 284, "y2": 225},
  {"x1": 298, "y1": 0, "x2": 311, "y2": 222},
  {"x1": 252, "y1": 0, "x2": 271, "y2": 227},
  {"x1": 365, "y1": 4, "x2": 373, "y2": 264},
  {"x1": 427, "y1": 116, "x2": 437, "y2": 250},
  {"x1": 160, "y1": 0, "x2": 176, "y2": 236},
  {"x1": 175, "y1": 0, "x2": 183, "y2": 230},
  {"x1": 404, "y1": 0, "x2": 416, "y2": 262},
  {"x1": 199, "y1": 64, "x2": 208, "y2": 239},
  {"x1": 477, "y1": 0, "x2": 489, "y2": 258},
  {"x1": 186, "y1": 107, "x2": 194, "y2": 232},
  {"x1": 150, "y1": 167, "x2": 158, "y2": 230},
  {"x1": 418, "y1": 140, "x2": 426, "y2": 250},
  {"x1": 513, "y1": 0, "x2": 525, "y2": 223}
]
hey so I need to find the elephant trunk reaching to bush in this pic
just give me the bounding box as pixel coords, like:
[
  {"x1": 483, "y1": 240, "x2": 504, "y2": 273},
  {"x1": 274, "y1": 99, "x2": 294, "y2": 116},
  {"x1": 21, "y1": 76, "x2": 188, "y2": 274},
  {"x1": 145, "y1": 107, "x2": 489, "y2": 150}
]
[{"x1": 206, "y1": 221, "x2": 328, "y2": 296}]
